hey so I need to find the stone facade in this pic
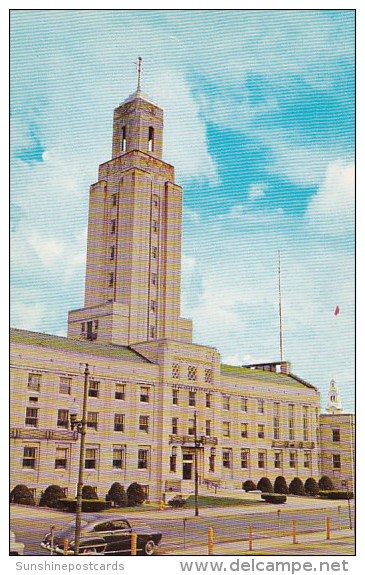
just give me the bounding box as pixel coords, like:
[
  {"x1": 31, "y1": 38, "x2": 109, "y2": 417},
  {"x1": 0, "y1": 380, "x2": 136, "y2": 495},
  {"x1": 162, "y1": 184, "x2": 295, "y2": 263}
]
[{"x1": 319, "y1": 413, "x2": 355, "y2": 490}]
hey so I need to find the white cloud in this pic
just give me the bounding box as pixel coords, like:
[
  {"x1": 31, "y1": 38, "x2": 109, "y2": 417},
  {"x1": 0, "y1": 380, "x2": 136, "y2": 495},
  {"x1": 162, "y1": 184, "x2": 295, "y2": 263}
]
[
  {"x1": 306, "y1": 160, "x2": 355, "y2": 235},
  {"x1": 248, "y1": 183, "x2": 268, "y2": 200}
]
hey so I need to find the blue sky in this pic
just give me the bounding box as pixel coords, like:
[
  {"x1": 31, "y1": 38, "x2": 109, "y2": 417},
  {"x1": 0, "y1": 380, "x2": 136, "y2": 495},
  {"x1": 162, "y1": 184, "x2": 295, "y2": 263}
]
[{"x1": 10, "y1": 9, "x2": 355, "y2": 410}]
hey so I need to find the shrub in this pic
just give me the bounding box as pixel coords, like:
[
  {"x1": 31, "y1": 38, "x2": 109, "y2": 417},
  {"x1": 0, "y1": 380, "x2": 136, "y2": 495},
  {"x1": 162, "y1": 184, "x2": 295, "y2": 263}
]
[
  {"x1": 39, "y1": 485, "x2": 64, "y2": 508},
  {"x1": 274, "y1": 476, "x2": 289, "y2": 494},
  {"x1": 289, "y1": 477, "x2": 305, "y2": 496},
  {"x1": 304, "y1": 477, "x2": 319, "y2": 496},
  {"x1": 168, "y1": 495, "x2": 186, "y2": 508},
  {"x1": 106, "y1": 483, "x2": 128, "y2": 507},
  {"x1": 127, "y1": 482, "x2": 146, "y2": 506},
  {"x1": 10, "y1": 484, "x2": 36, "y2": 506},
  {"x1": 243, "y1": 480, "x2": 257, "y2": 492},
  {"x1": 261, "y1": 494, "x2": 287, "y2": 504},
  {"x1": 257, "y1": 477, "x2": 273, "y2": 493},
  {"x1": 318, "y1": 476, "x2": 334, "y2": 491},
  {"x1": 319, "y1": 490, "x2": 354, "y2": 500},
  {"x1": 82, "y1": 485, "x2": 98, "y2": 500},
  {"x1": 58, "y1": 499, "x2": 111, "y2": 512}
]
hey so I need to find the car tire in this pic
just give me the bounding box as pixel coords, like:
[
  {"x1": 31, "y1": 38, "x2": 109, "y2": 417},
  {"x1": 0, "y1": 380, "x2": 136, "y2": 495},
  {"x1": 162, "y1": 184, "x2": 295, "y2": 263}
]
[
  {"x1": 80, "y1": 546, "x2": 104, "y2": 555},
  {"x1": 143, "y1": 539, "x2": 156, "y2": 556}
]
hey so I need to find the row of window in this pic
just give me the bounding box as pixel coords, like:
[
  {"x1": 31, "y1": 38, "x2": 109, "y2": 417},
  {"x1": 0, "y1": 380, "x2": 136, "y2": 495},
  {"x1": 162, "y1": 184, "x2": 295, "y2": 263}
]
[
  {"x1": 25, "y1": 408, "x2": 151, "y2": 433},
  {"x1": 201, "y1": 448, "x2": 316, "y2": 472},
  {"x1": 172, "y1": 365, "x2": 212, "y2": 383},
  {"x1": 117, "y1": 125, "x2": 155, "y2": 153},
  {"x1": 22, "y1": 446, "x2": 150, "y2": 471}
]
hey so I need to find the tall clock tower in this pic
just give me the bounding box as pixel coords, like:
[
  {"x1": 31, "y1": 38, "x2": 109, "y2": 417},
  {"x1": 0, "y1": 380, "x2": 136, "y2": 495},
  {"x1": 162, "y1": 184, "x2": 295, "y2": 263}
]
[{"x1": 68, "y1": 60, "x2": 193, "y2": 345}]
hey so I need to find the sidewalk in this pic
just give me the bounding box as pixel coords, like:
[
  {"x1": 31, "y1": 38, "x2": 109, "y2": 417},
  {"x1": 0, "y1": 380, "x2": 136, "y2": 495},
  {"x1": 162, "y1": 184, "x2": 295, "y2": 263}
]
[{"x1": 165, "y1": 529, "x2": 355, "y2": 556}]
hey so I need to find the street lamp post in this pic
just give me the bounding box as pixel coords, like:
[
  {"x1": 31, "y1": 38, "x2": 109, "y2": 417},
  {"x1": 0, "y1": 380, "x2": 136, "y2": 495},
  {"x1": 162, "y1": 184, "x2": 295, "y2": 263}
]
[
  {"x1": 341, "y1": 480, "x2": 353, "y2": 530},
  {"x1": 69, "y1": 363, "x2": 90, "y2": 556},
  {"x1": 193, "y1": 411, "x2": 205, "y2": 517}
]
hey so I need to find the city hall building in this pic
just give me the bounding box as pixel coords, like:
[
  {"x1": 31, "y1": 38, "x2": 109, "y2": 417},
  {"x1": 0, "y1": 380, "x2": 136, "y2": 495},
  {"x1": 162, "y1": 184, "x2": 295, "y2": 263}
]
[{"x1": 10, "y1": 73, "x2": 323, "y2": 502}]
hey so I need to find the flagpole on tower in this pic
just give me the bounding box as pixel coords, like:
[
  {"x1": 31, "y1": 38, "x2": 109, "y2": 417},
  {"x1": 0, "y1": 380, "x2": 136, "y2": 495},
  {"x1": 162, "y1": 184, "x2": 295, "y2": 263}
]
[{"x1": 278, "y1": 250, "x2": 283, "y2": 363}]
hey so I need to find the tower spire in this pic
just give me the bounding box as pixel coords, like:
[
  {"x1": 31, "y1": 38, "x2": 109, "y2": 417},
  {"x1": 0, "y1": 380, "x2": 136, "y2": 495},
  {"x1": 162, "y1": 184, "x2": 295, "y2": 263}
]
[{"x1": 135, "y1": 56, "x2": 143, "y2": 92}]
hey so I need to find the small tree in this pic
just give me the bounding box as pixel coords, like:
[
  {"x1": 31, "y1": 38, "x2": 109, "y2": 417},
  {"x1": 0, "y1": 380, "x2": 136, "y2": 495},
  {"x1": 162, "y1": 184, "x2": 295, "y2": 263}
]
[
  {"x1": 243, "y1": 480, "x2": 257, "y2": 492},
  {"x1": 304, "y1": 477, "x2": 319, "y2": 496},
  {"x1": 10, "y1": 484, "x2": 36, "y2": 506},
  {"x1": 289, "y1": 477, "x2": 305, "y2": 496},
  {"x1": 39, "y1": 485, "x2": 64, "y2": 508},
  {"x1": 127, "y1": 482, "x2": 146, "y2": 506},
  {"x1": 318, "y1": 476, "x2": 334, "y2": 491},
  {"x1": 82, "y1": 485, "x2": 98, "y2": 500},
  {"x1": 257, "y1": 477, "x2": 273, "y2": 493},
  {"x1": 106, "y1": 482, "x2": 128, "y2": 507},
  {"x1": 274, "y1": 476, "x2": 289, "y2": 494}
]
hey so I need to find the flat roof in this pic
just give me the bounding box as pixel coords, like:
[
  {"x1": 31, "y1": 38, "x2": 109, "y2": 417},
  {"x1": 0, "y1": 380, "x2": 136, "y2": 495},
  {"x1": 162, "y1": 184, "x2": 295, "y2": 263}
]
[
  {"x1": 10, "y1": 328, "x2": 153, "y2": 364},
  {"x1": 221, "y1": 364, "x2": 317, "y2": 390}
]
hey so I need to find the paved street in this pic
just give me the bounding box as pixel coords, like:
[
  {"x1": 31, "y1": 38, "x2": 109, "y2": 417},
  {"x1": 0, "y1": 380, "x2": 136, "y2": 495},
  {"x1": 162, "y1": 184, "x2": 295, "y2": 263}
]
[{"x1": 10, "y1": 496, "x2": 355, "y2": 556}]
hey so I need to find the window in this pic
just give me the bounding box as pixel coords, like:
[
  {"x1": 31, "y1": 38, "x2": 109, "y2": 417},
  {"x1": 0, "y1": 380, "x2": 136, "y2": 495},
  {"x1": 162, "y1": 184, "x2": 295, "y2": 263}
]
[
  {"x1": 111, "y1": 219, "x2": 116, "y2": 234},
  {"x1": 170, "y1": 447, "x2": 177, "y2": 472},
  {"x1": 285, "y1": 452, "x2": 295, "y2": 471},
  {"x1": 88, "y1": 380, "x2": 99, "y2": 398},
  {"x1": 114, "y1": 414, "x2": 125, "y2": 432},
  {"x1": 273, "y1": 416, "x2": 280, "y2": 440},
  {"x1": 257, "y1": 399, "x2": 264, "y2": 414},
  {"x1": 115, "y1": 384, "x2": 126, "y2": 400},
  {"x1": 303, "y1": 406, "x2": 309, "y2": 441},
  {"x1": 209, "y1": 448, "x2": 216, "y2": 472},
  {"x1": 139, "y1": 416, "x2": 149, "y2": 433},
  {"x1": 223, "y1": 395, "x2": 230, "y2": 411},
  {"x1": 274, "y1": 451, "x2": 282, "y2": 469},
  {"x1": 29, "y1": 396, "x2": 38, "y2": 403},
  {"x1": 85, "y1": 448, "x2": 97, "y2": 469},
  {"x1": 55, "y1": 447, "x2": 68, "y2": 470},
  {"x1": 140, "y1": 386, "x2": 150, "y2": 403},
  {"x1": 172, "y1": 388, "x2": 179, "y2": 405},
  {"x1": 241, "y1": 397, "x2": 248, "y2": 412},
  {"x1": 138, "y1": 449, "x2": 149, "y2": 469},
  {"x1": 122, "y1": 127, "x2": 127, "y2": 151},
  {"x1": 223, "y1": 422, "x2": 230, "y2": 437},
  {"x1": 188, "y1": 391, "x2": 196, "y2": 406},
  {"x1": 188, "y1": 419, "x2": 195, "y2": 436},
  {"x1": 332, "y1": 454, "x2": 341, "y2": 469},
  {"x1": 110, "y1": 246, "x2": 115, "y2": 260},
  {"x1": 151, "y1": 272, "x2": 157, "y2": 286},
  {"x1": 113, "y1": 447, "x2": 125, "y2": 469},
  {"x1": 109, "y1": 272, "x2": 114, "y2": 287},
  {"x1": 172, "y1": 364, "x2": 180, "y2": 381},
  {"x1": 152, "y1": 246, "x2": 158, "y2": 259},
  {"x1": 23, "y1": 446, "x2": 37, "y2": 469},
  {"x1": 112, "y1": 193, "x2": 117, "y2": 206},
  {"x1": 148, "y1": 127, "x2": 154, "y2": 152},
  {"x1": 25, "y1": 407, "x2": 38, "y2": 427},
  {"x1": 188, "y1": 366, "x2": 197, "y2": 381},
  {"x1": 206, "y1": 420, "x2": 212, "y2": 437},
  {"x1": 206, "y1": 393, "x2": 212, "y2": 408},
  {"x1": 222, "y1": 449, "x2": 232, "y2": 469},
  {"x1": 28, "y1": 373, "x2": 41, "y2": 392},
  {"x1": 150, "y1": 300, "x2": 157, "y2": 312},
  {"x1": 258, "y1": 424, "x2": 265, "y2": 439},
  {"x1": 152, "y1": 220, "x2": 158, "y2": 233},
  {"x1": 172, "y1": 417, "x2": 178, "y2": 435},
  {"x1": 241, "y1": 449, "x2": 249, "y2": 469},
  {"x1": 57, "y1": 409, "x2": 69, "y2": 429},
  {"x1": 304, "y1": 451, "x2": 311, "y2": 469},
  {"x1": 332, "y1": 429, "x2": 341, "y2": 442},
  {"x1": 288, "y1": 404, "x2": 295, "y2": 441},
  {"x1": 258, "y1": 452, "x2": 265, "y2": 469},
  {"x1": 87, "y1": 412, "x2": 99, "y2": 430},
  {"x1": 59, "y1": 377, "x2": 71, "y2": 395},
  {"x1": 81, "y1": 322, "x2": 85, "y2": 334},
  {"x1": 241, "y1": 423, "x2": 248, "y2": 438},
  {"x1": 205, "y1": 368, "x2": 212, "y2": 384}
]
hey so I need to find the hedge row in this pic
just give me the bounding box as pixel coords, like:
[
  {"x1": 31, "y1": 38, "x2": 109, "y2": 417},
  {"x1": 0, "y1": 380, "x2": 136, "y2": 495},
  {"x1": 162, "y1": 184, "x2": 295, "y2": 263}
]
[{"x1": 243, "y1": 476, "x2": 330, "y2": 496}]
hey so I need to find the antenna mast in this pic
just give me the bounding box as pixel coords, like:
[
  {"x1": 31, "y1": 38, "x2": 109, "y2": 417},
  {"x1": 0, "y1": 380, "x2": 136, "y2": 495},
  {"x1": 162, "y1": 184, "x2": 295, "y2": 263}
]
[{"x1": 278, "y1": 250, "x2": 283, "y2": 362}]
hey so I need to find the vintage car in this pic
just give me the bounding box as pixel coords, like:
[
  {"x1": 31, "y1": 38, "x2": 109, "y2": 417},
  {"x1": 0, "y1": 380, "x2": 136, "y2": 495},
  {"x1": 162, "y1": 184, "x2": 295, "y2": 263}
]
[{"x1": 41, "y1": 516, "x2": 162, "y2": 555}]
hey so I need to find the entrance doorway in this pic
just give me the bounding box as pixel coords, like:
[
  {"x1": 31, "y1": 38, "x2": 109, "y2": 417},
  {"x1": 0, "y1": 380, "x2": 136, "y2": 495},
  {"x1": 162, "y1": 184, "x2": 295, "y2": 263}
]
[{"x1": 182, "y1": 453, "x2": 193, "y2": 480}]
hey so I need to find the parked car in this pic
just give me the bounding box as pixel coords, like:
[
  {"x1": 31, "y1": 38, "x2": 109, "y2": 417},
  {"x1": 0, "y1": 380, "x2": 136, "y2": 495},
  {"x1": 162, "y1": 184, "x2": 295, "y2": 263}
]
[
  {"x1": 41, "y1": 516, "x2": 162, "y2": 555},
  {"x1": 10, "y1": 530, "x2": 25, "y2": 555}
]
